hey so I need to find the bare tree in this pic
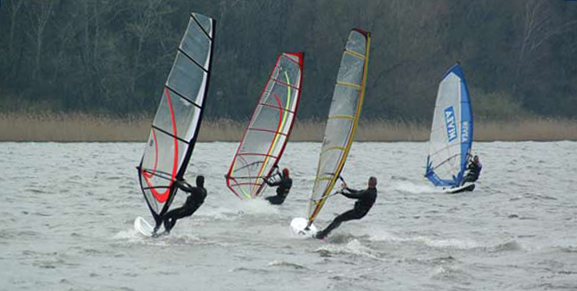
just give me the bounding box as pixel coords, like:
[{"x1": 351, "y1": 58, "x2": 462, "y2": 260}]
[{"x1": 25, "y1": 0, "x2": 59, "y2": 82}]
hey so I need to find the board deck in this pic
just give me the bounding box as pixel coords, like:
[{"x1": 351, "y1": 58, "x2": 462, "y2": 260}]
[
  {"x1": 445, "y1": 183, "x2": 475, "y2": 194},
  {"x1": 134, "y1": 216, "x2": 155, "y2": 237},
  {"x1": 290, "y1": 217, "x2": 318, "y2": 238}
]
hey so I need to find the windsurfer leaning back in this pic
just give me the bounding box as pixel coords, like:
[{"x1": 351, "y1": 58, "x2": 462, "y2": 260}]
[
  {"x1": 263, "y1": 165, "x2": 292, "y2": 205},
  {"x1": 153, "y1": 175, "x2": 207, "y2": 237},
  {"x1": 461, "y1": 155, "x2": 482, "y2": 185},
  {"x1": 315, "y1": 176, "x2": 378, "y2": 239}
]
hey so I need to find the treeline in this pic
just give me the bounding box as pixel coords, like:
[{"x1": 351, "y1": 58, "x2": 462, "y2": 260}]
[{"x1": 1, "y1": 0, "x2": 576, "y2": 121}]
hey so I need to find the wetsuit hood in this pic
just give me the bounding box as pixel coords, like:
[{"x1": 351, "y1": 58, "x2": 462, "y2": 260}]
[
  {"x1": 282, "y1": 168, "x2": 289, "y2": 178},
  {"x1": 368, "y1": 176, "x2": 377, "y2": 188},
  {"x1": 196, "y1": 175, "x2": 205, "y2": 188}
]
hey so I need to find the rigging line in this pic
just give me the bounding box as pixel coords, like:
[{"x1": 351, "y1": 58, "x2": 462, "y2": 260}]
[
  {"x1": 190, "y1": 14, "x2": 213, "y2": 40},
  {"x1": 142, "y1": 186, "x2": 171, "y2": 191},
  {"x1": 270, "y1": 78, "x2": 301, "y2": 90},
  {"x1": 237, "y1": 152, "x2": 279, "y2": 158},
  {"x1": 177, "y1": 48, "x2": 209, "y2": 73},
  {"x1": 232, "y1": 160, "x2": 264, "y2": 171},
  {"x1": 141, "y1": 169, "x2": 175, "y2": 181},
  {"x1": 165, "y1": 85, "x2": 202, "y2": 109},
  {"x1": 428, "y1": 142, "x2": 464, "y2": 157},
  {"x1": 247, "y1": 127, "x2": 289, "y2": 136},
  {"x1": 429, "y1": 153, "x2": 462, "y2": 171},
  {"x1": 345, "y1": 48, "x2": 365, "y2": 59},
  {"x1": 328, "y1": 114, "x2": 354, "y2": 120},
  {"x1": 229, "y1": 182, "x2": 265, "y2": 187},
  {"x1": 259, "y1": 102, "x2": 296, "y2": 114},
  {"x1": 151, "y1": 125, "x2": 190, "y2": 145},
  {"x1": 336, "y1": 81, "x2": 361, "y2": 89},
  {"x1": 228, "y1": 175, "x2": 267, "y2": 180}
]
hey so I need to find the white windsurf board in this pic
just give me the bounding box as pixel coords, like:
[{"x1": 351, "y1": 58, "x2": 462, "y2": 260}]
[
  {"x1": 290, "y1": 217, "x2": 318, "y2": 238},
  {"x1": 134, "y1": 216, "x2": 155, "y2": 237},
  {"x1": 445, "y1": 183, "x2": 475, "y2": 194}
]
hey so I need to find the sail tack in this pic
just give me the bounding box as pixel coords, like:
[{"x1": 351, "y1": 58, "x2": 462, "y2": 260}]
[
  {"x1": 425, "y1": 64, "x2": 473, "y2": 187},
  {"x1": 137, "y1": 13, "x2": 215, "y2": 224},
  {"x1": 226, "y1": 52, "x2": 304, "y2": 199},
  {"x1": 307, "y1": 29, "x2": 371, "y2": 224}
]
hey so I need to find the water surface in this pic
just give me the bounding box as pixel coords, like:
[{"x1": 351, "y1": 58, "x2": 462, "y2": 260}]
[{"x1": 1, "y1": 142, "x2": 576, "y2": 290}]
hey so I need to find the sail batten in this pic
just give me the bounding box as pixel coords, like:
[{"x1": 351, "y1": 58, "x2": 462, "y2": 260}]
[
  {"x1": 425, "y1": 64, "x2": 473, "y2": 187},
  {"x1": 306, "y1": 29, "x2": 371, "y2": 225},
  {"x1": 137, "y1": 13, "x2": 215, "y2": 226},
  {"x1": 226, "y1": 52, "x2": 304, "y2": 199}
]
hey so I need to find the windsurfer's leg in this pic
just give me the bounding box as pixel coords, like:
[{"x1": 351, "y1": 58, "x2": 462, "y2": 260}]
[
  {"x1": 164, "y1": 206, "x2": 198, "y2": 233},
  {"x1": 166, "y1": 218, "x2": 177, "y2": 233},
  {"x1": 317, "y1": 209, "x2": 360, "y2": 239},
  {"x1": 266, "y1": 195, "x2": 283, "y2": 205},
  {"x1": 162, "y1": 208, "x2": 180, "y2": 233},
  {"x1": 153, "y1": 219, "x2": 162, "y2": 234},
  {"x1": 461, "y1": 175, "x2": 476, "y2": 185}
]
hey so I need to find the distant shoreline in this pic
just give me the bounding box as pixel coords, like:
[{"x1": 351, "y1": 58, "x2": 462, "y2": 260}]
[{"x1": 0, "y1": 113, "x2": 575, "y2": 142}]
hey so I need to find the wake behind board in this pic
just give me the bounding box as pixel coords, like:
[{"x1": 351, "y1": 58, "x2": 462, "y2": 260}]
[
  {"x1": 445, "y1": 183, "x2": 475, "y2": 194},
  {"x1": 290, "y1": 217, "x2": 318, "y2": 238},
  {"x1": 134, "y1": 216, "x2": 155, "y2": 237}
]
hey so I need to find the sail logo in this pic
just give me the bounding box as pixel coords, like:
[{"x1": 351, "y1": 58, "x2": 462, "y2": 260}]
[
  {"x1": 461, "y1": 121, "x2": 469, "y2": 143},
  {"x1": 444, "y1": 106, "x2": 457, "y2": 142}
]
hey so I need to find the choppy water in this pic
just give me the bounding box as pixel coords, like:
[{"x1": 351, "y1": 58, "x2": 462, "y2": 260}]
[{"x1": 1, "y1": 141, "x2": 576, "y2": 290}]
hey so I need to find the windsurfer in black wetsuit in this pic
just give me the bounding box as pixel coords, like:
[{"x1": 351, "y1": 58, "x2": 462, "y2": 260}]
[
  {"x1": 461, "y1": 155, "x2": 482, "y2": 185},
  {"x1": 263, "y1": 165, "x2": 292, "y2": 205},
  {"x1": 153, "y1": 175, "x2": 207, "y2": 237},
  {"x1": 315, "y1": 177, "x2": 378, "y2": 239}
]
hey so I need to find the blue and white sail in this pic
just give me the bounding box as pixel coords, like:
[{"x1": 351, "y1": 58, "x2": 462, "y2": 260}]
[{"x1": 425, "y1": 64, "x2": 473, "y2": 187}]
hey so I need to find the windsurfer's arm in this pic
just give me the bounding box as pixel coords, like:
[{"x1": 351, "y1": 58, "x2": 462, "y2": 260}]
[
  {"x1": 264, "y1": 166, "x2": 282, "y2": 186},
  {"x1": 340, "y1": 188, "x2": 364, "y2": 199},
  {"x1": 272, "y1": 165, "x2": 281, "y2": 176},
  {"x1": 174, "y1": 179, "x2": 194, "y2": 192},
  {"x1": 264, "y1": 176, "x2": 281, "y2": 187}
]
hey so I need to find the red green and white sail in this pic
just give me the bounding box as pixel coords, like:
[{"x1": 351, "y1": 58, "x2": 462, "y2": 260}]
[{"x1": 226, "y1": 52, "x2": 304, "y2": 199}]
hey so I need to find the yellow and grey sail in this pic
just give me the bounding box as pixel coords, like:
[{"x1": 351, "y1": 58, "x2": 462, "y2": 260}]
[{"x1": 307, "y1": 29, "x2": 371, "y2": 225}]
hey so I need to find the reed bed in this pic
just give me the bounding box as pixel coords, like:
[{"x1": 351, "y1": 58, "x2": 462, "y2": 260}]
[
  {"x1": 0, "y1": 113, "x2": 149, "y2": 142},
  {"x1": 0, "y1": 113, "x2": 575, "y2": 142},
  {"x1": 475, "y1": 118, "x2": 577, "y2": 141}
]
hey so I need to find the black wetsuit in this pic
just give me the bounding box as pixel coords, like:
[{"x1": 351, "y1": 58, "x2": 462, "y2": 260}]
[
  {"x1": 264, "y1": 173, "x2": 292, "y2": 205},
  {"x1": 162, "y1": 181, "x2": 207, "y2": 233},
  {"x1": 462, "y1": 161, "x2": 482, "y2": 184},
  {"x1": 316, "y1": 186, "x2": 377, "y2": 239}
]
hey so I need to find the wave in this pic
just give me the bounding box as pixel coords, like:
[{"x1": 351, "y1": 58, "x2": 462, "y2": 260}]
[
  {"x1": 369, "y1": 232, "x2": 522, "y2": 252},
  {"x1": 112, "y1": 228, "x2": 203, "y2": 246},
  {"x1": 199, "y1": 199, "x2": 280, "y2": 221},
  {"x1": 314, "y1": 239, "x2": 380, "y2": 260},
  {"x1": 430, "y1": 265, "x2": 474, "y2": 283},
  {"x1": 391, "y1": 181, "x2": 442, "y2": 194},
  {"x1": 557, "y1": 246, "x2": 577, "y2": 253},
  {"x1": 268, "y1": 260, "x2": 308, "y2": 270}
]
